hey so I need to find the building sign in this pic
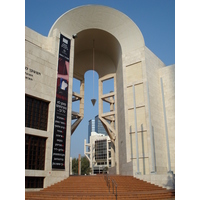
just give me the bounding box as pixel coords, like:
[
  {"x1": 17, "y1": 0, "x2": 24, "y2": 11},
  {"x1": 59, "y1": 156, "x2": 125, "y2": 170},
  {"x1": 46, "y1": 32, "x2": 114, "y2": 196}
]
[
  {"x1": 25, "y1": 67, "x2": 41, "y2": 81},
  {"x1": 52, "y1": 34, "x2": 71, "y2": 169}
]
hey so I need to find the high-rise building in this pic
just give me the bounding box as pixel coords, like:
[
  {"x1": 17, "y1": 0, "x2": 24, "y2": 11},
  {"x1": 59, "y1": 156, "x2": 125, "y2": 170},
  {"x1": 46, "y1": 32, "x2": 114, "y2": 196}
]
[
  {"x1": 88, "y1": 119, "x2": 95, "y2": 143},
  {"x1": 95, "y1": 115, "x2": 107, "y2": 136}
]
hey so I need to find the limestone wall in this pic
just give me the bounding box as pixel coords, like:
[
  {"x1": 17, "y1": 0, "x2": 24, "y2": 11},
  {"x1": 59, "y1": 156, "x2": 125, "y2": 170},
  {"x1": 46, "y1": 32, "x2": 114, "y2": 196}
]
[
  {"x1": 25, "y1": 27, "x2": 73, "y2": 189},
  {"x1": 135, "y1": 173, "x2": 175, "y2": 190},
  {"x1": 144, "y1": 47, "x2": 173, "y2": 174},
  {"x1": 159, "y1": 65, "x2": 175, "y2": 173},
  {"x1": 122, "y1": 47, "x2": 150, "y2": 176},
  {"x1": 122, "y1": 46, "x2": 175, "y2": 176}
]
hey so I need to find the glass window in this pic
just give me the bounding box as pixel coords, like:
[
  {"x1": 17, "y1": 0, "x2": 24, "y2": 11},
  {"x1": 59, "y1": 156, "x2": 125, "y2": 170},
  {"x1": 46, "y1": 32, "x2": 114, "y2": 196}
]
[
  {"x1": 25, "y1": 134, "x2": 46, "y2": 170},
  {"x1": 95, "y1": 140, "x2": 107, "y2": 161},
  {"x1": 108, "y1": 142, "x2": 111, "y2": 149},
  {"x1": 25, "y1": 177, "x2": 44, "y2": 188},
  {"x1": 25, "y1": 95, "x2": 49, "y2": 131}
]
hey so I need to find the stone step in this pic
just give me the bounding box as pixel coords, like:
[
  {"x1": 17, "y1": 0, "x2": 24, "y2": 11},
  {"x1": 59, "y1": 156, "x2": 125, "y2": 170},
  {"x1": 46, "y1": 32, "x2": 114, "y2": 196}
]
[{"x1": 25, "y1": 175, "x2": 175, "y2": 199}]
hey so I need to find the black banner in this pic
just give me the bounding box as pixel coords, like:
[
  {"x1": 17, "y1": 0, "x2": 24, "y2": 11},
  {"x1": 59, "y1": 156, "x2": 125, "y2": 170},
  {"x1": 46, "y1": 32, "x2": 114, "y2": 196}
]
[{"x1": 52, "y1": 34, "x2": 71, "y2": 169}]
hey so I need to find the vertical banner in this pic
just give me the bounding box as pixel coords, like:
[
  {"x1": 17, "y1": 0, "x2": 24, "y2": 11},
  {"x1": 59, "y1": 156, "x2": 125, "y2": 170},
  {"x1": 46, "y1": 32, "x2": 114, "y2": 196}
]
[{"x1": 52, "y1": 34, "x2": 71, "y2": 169}]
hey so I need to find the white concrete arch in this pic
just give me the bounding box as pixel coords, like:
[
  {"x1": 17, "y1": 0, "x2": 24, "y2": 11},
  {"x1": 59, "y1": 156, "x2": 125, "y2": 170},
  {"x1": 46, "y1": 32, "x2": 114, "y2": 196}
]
[
  {"x1": 48, "y1": 5, "x2": 145, "y2": 56},
  {"x1": 48, "y1": 5, "x2": 146, "y2": 175},
  {"x1": 73, "y1": 28, "x2": 121, "y2": 79}
]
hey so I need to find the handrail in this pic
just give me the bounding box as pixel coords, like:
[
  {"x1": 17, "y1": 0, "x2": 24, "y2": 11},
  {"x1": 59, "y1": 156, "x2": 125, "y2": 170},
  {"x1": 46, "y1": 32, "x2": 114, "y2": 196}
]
[
  {"x1": 112, "y1": 179, "x2": 118, "y2": 200},
  {"x1": 104, "y1": 174, "x2": 110, "y2": 192}
]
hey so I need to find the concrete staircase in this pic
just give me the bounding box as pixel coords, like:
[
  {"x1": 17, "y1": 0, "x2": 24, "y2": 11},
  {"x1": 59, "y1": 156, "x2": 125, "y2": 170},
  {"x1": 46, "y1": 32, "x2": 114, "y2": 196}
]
[{"x1": 25, "y1": 175, "x2": 175, "y2": 199}]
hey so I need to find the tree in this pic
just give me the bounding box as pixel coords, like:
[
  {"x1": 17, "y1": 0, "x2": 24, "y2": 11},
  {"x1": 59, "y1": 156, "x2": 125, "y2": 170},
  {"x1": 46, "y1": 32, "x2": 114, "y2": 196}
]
[
  {"x1": 81, "y1": 156, "x2": 90, "y2": 175},
  {"x1": 72, "y1": 158, "x2": 78, "y2": 175},
  {"x1": 72, "y1": 156, "x2": 91, "y2": 175}
]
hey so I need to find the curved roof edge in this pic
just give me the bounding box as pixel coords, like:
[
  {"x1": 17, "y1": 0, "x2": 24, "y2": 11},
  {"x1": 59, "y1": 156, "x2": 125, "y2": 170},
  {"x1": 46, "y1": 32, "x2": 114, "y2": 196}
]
[{"x1": 48, "y1": 5, "x2": 145, "y2": 53}]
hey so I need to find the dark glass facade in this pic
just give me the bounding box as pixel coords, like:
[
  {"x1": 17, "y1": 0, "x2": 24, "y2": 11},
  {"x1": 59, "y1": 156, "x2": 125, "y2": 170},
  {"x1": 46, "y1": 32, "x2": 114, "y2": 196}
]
[
  {"x1": 88, "y1": 119, "x2": 95, "y2": 142},
  {"x1": 95, "y1": 115, "x2": 107, "y2": 135},
  {"x1": 25, "y1": 134, "x2": 46, "y2": 170},
  {"x1": 25, "y1": 95, "x2": 49, "y2": 131},
  {"x1": 25, "y1": 177, "x2": 44, "y2": 188},
  {"x1": 95, "y1": 139, "x2": 107, "y2": 161}
]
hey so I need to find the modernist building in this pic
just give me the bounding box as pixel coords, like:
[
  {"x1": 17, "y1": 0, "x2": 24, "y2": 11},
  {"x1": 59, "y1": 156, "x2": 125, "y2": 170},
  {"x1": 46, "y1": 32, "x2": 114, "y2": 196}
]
[
  {"x1": 25, "y1": 5, "x2": 175, "y2": 190},
  {"x1": 84, "y1": 132, "x2": 111, "y2": 174},
  {"x1": 85, "y1": 116, "x2": 111, "y2": 174}
]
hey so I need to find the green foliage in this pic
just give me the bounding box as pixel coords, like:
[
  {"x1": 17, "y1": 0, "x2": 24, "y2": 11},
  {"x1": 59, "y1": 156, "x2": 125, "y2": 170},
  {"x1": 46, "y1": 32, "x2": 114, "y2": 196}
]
[
  {"x1": 72, "y1": 156, "x2": 91, "y2": 175},
  {"x1": 81, "y1": 156, "x2": 90, "y2": 175},
  {"x1": 72, "y1": 158, "x2": 78, "y2": 175}
]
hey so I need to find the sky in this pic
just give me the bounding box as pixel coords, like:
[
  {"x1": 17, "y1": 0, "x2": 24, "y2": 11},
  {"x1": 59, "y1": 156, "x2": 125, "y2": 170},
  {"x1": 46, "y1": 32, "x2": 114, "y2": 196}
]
[{"x1": 25, "y1": 0, "x2": 175, "y2": 159}]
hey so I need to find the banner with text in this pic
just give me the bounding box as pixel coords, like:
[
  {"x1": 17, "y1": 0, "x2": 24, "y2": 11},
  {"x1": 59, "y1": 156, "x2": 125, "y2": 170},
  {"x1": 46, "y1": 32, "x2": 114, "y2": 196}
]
[{"x1": 52, "y1": 34, "x2": 71, "y2": 169}]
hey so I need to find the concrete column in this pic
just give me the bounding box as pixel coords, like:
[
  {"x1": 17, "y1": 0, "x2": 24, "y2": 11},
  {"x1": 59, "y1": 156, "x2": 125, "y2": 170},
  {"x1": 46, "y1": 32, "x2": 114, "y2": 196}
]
[
  {"x1": 146, "y1": 82, "x2": 156, "y2": 173},
  {"x1": 110, "y1": 95, "x2": 115, "y2": 167},
  {"x1": 110, "y1": 142, "x2": 115, "y2": 167},
  {"x1": 130, "y1": 126, "x2": 133, "y2": 159},
  {"x1": 98, "y1": 79, "x2": 103, "y2": 117},
  {"x1": 80, "y1": 79, "x2": 85, "y2": 117},
  {"x1": 133, "y1": 85, "x2": 141, "y2": 175},
  {"x1": 70, "y1": 157, "x2": 72, "y2": 175},
  {"x1": 141, "y1": 124, "x2": 146, "y2": 175},
  {"x1": 160, "y1": 78, "x2": 172, "y2": 173},
  {"x1": 130, "y1": 126, "x2": 135, "y2": 176},
  {"x1": 110, "y1": 94, "x2": 114, "y2": 112},
  {"x1": 107, "y1": 140, "x2": 109, "y2": 169},
  {"x1": 91, "y1": 143, "x2": 94, "y2": 174},
  {"x1": 78, "y1": 154, "x2": 81, "y2": 175}
]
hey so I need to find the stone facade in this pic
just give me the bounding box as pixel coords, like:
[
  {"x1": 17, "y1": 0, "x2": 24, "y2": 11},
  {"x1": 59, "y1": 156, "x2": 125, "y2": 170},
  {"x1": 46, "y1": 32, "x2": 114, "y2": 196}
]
[{"x1": 25, "y1": 5, "x2": 175, "y2": 190}]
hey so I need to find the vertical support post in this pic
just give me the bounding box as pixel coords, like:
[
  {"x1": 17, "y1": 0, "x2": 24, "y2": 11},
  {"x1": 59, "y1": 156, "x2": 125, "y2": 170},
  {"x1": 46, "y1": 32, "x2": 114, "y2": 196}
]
[
  {"x1": 146, "y1": 81, "x2": 156, "y2": 173},
  {"x1": 70, "y1": 157, "x2": 72, "y2": 175},
  {"x1": 78, "y1": 154, "x2": 81, "y2": 175},
  {"x1": 91, "y1": 143, "x2": 93, "y2": 174},
  {"x1": 160, "y1": 78, "x2": 172, "y2": 173},
  {"x1": 79, "y1": 79, "x2": 85, "y2": 118},
  {"x1": 130, "y1": 126, "x2": 133, "y2": 159},
  {"x1": 130, "y1": 126, "x2": 134, "y2": 177},
  {"x1": 111, "y1": 142, "x2": 115, "y2": 167},
  {"x1": 133, "y1": 85, "x2": 141, "y2": 175},
  {"x1": 110, "y1": 94, "x2": 115, "y2": 168},
  {"x1": 141, "y1": 124, "x2": 145, "y2": 175},
  {"x1": 107, "y1": 140, "x2": 109, "y2": 171}
]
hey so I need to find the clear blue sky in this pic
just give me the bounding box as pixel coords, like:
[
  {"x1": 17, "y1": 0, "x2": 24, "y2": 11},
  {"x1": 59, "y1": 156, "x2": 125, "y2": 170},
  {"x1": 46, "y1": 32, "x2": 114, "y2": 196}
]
[{"x1": 25, "y1": 0, "x2": 175, "y2": 158}]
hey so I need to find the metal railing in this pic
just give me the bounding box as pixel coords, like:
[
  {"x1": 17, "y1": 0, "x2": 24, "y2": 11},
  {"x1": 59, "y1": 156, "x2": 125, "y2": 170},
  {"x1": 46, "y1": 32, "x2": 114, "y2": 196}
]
[
  {"x1": 104, "y1": 175, "x2": 118, "y2": 200},
  {"x1": 112, "y1": 179, "x2": 118, "y2": 200},
  {"x1": 104, "y1": 174, "x2": 110, "y2": 192}
]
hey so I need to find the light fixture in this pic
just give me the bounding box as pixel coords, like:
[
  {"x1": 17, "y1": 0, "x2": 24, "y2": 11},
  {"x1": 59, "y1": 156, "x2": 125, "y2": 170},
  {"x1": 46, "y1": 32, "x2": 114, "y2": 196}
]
[{"x1": 72, "y1": 34, "x2": 77, "y2": 39}]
